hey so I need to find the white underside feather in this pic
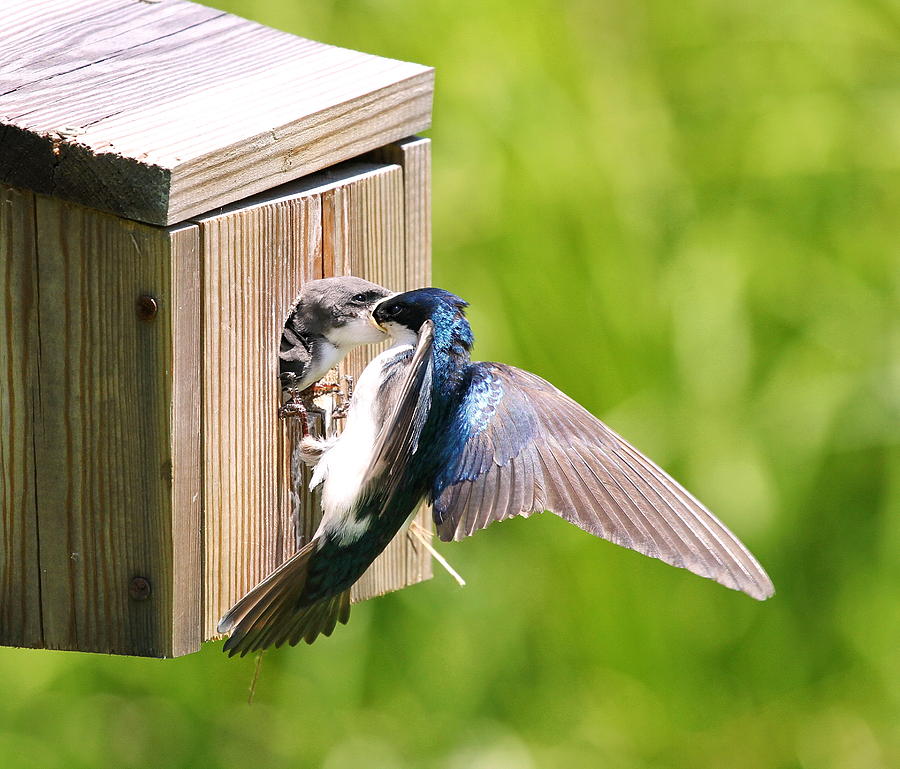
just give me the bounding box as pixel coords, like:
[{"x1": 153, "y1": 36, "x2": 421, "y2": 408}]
[{"x1": 312, "y1": 338, "x2": 414, "y2": 544}]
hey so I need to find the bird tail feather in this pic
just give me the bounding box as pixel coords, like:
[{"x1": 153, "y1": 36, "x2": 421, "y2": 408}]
[{"x1": 217, "y1": 538, "x2": 351, "y2": 657}]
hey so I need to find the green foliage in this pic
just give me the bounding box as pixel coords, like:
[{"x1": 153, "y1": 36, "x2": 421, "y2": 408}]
[{"x1": 4, "y1": 0, "x2": 897, "y2": 766}]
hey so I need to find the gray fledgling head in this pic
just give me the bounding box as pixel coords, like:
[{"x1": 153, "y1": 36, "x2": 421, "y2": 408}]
[
  {"x1": 280, "y1": 277, "x2": 392, "y2": 390},
  {"x1": 294, "y1": 277, "x2": 391, "y2": 347}
]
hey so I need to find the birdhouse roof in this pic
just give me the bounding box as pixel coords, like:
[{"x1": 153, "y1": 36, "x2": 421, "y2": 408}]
[{"x1": 0, "y1": 0, "x2": 433, "y2": 225}]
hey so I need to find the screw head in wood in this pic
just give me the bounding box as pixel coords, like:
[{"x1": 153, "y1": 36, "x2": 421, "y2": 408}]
[
  {"x1": 129, "y1": 576, "x2": 152, "y2": 601},
  {"x1": 136, "y1": 295, "x2": 158, "y2": 321}
]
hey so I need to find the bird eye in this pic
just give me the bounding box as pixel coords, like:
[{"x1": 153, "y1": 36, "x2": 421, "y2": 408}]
[
  {"x1": 351, "y1": 293, "x2": 368, "y2": 303},
  {"x1": 384, "y1": 304, "x2": 402, "y2": 317}
]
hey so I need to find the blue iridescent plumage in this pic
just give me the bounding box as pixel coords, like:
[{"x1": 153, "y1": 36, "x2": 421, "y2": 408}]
[{"x1": 218, "y1": 287, "x2": 774, "y2": 655}]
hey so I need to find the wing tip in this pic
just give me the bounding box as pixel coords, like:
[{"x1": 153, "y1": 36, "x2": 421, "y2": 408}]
[{"x1": 744, "y1": 576, "x2": 776, "y2": 601}]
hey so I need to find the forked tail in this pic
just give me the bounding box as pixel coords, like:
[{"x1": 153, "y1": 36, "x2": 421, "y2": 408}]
[{"x1": 217, "y1": 538, "x2": 351, "y2": 657}]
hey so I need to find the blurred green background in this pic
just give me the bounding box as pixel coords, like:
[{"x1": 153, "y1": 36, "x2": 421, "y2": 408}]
[{"x1": 3, "y1": 0, "x2": 898, "y2": 767}]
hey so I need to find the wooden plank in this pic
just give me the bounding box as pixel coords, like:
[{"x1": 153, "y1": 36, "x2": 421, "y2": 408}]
[
  {"x1": 340, "y1": 164, "x2": 405, "y2": 379},
  {"x1": 30, "y1": 196, "x2": 200, "y2": 656},
  {"x1": 361, "y1": 137, "x2": 435, "y2": 598},
  {"x1": 0, "y1": 0, "x2": 434, "y2": 225},
  {"x1": 370, "y1": 137, "x2": 433, "y2": 288},
  {"x1": 165, "y1": 73, "x2": 433, "y2": 224},
  {"x1": 197, "y1": 188, "x2": 321, "y2": 639},
  {"x1": 0, "y1": 0, "x2": 223, "y2": 92},
  {"x1": 168, "y1": 224, "x2": 202, "y2": 657},
  {"x1": 391, "y1": 138, "x2": 436, "y2": 592},
  {"x1": 198, "y1": 160, "x2": 431, "y2": 638},
  {"x1": 0, "y1": 0, "x2": 128, "y2": 71},
  {"x1": 321, "y1": 185, "x2": 349, "y2": 280},
  {"x1": 0, "y1": 184, "x2": 43, "y2": 649},
  {"x1": 330, "y1": 164, "x2": 434, "y2": 603}
]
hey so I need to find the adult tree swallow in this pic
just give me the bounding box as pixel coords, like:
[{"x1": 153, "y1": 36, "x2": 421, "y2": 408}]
[{"x1": 219, "y1": 288, "x2": 774, "y2": 655}]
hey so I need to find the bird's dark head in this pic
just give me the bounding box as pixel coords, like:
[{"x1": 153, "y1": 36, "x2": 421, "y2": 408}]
[{"x1": 373, "y1": 288, "x2": 473, "y2": 352}]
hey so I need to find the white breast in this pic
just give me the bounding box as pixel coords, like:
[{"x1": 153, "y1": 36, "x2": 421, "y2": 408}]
[
  {"x1": 311, "y1": 341, "x2": 413, "y2": 542},
  {"x1": 298, "y1": 339, "x2": 341, "y2": 390}
]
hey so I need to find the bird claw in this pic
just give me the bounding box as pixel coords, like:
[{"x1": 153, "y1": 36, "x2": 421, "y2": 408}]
[
  {"x1": 279, "y1": 375, "x2": 354, "y2": 437},
  {"x1": 311, "y1": 382, "x2": 340, "y2": 397},
  {"x1": 278, "y1": 399, "x2": 312, "y2": 437},
  {"x1": 331, "y1": 375, "x2": 354, "y2": 421}
]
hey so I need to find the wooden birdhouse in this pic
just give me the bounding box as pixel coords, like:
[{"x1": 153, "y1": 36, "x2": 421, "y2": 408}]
[{"x1": 0, "y1": 0, "x2": 433, "y2": 656}]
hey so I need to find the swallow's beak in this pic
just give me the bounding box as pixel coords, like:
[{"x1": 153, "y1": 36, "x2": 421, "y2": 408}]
[{"x1": 370, "y1": 295, "x2": 393, "y2": 333}]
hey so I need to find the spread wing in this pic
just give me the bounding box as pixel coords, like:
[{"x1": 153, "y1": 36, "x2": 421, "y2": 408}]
[{"x1": 432, "y1": 363, "x2": 774, "y2": 600}]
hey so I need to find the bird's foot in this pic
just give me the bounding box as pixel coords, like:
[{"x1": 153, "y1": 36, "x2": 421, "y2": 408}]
[
  {"x1": 279, "y1": 379, "x2": 348, "y2": 437},
  {"x1": 331, "y1": 375, "x2": 355, "y2": 421},
  {"x1": 311, "y1": 382, "x2": 340, "y2": 397},
  {"x1": 280, "y1": 377, "x2": 335, "y2": 430},
  {"x1": 278, "y1": 395, "x2": 314, "y2": 437}
]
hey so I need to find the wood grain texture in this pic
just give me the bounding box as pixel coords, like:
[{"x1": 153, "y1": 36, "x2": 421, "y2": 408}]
[
  {"x1": 327, "y1": 161, "x2": 434, "y2": 603},
  {"x1": 370, "y1": 137, "x2": 433, "y2": 288},
  {"x1": 352, "y1": 137, "x2": 435, "y2": 600},
  {"x1": 25, "y1": 195, "x2": 201, "y2": 656},
  {"x1": 0, "y1": 0, "x2": 434, "y2": 225},
  {"x1": 198, "y1": 160, "x2": 432, "y2": 638},
  {"x1": 197, "y1": 186, "x2": 321, "y2": 638},
  {"x1": 0, "y1": 185, "x2": 43, "y2": 649},
  {"x1": 168, "y1": 224, "x2": 202, "y2": 656}
]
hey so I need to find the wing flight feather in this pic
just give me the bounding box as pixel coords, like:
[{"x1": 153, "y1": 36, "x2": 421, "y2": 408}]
[{"x1": 432, "y1": 363, "x2": 774, "y2": 600}]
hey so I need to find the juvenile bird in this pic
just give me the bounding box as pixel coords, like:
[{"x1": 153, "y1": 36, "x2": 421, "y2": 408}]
[
  {"x1": 219, "y1": 288, "x2": 774, "y2": 655},
  {"x1": 278, "y1": 276, "x2": 391, "y2": 392},
  {"x1": 277, "y1": 277, "x2": 391, "y2": 427}
]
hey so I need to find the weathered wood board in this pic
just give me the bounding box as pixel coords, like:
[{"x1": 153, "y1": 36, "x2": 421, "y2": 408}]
[
  {"x1": 0, "y1": 184, "x2": 202, "y2": 656},
  {"x1": 370, "y1": 137, "x2": 433, "y2": 290},
  {"x1": 325, "y1": 159, "x2": 432, "y2": 603},
  {"x1": 0, "y1": 137, "x2": 432, "y2": 656},
  {"x1": 0, "y1": 185, "x2": 43, "y2": 650},
  {"x1": 0, "y1": 0, "x2": 433, "y2": 226},
  {"x1": 197, "y1": 154, "x2": 433, "y2": 639}
]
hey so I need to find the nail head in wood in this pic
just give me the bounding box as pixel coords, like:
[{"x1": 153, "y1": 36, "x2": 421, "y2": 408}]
[
  {"x1": 129, "y1": 576, "x2": 152, "y2": 601},
  {"x1": 136, "y1": 295, "x2": 158, "y2": 322}
]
